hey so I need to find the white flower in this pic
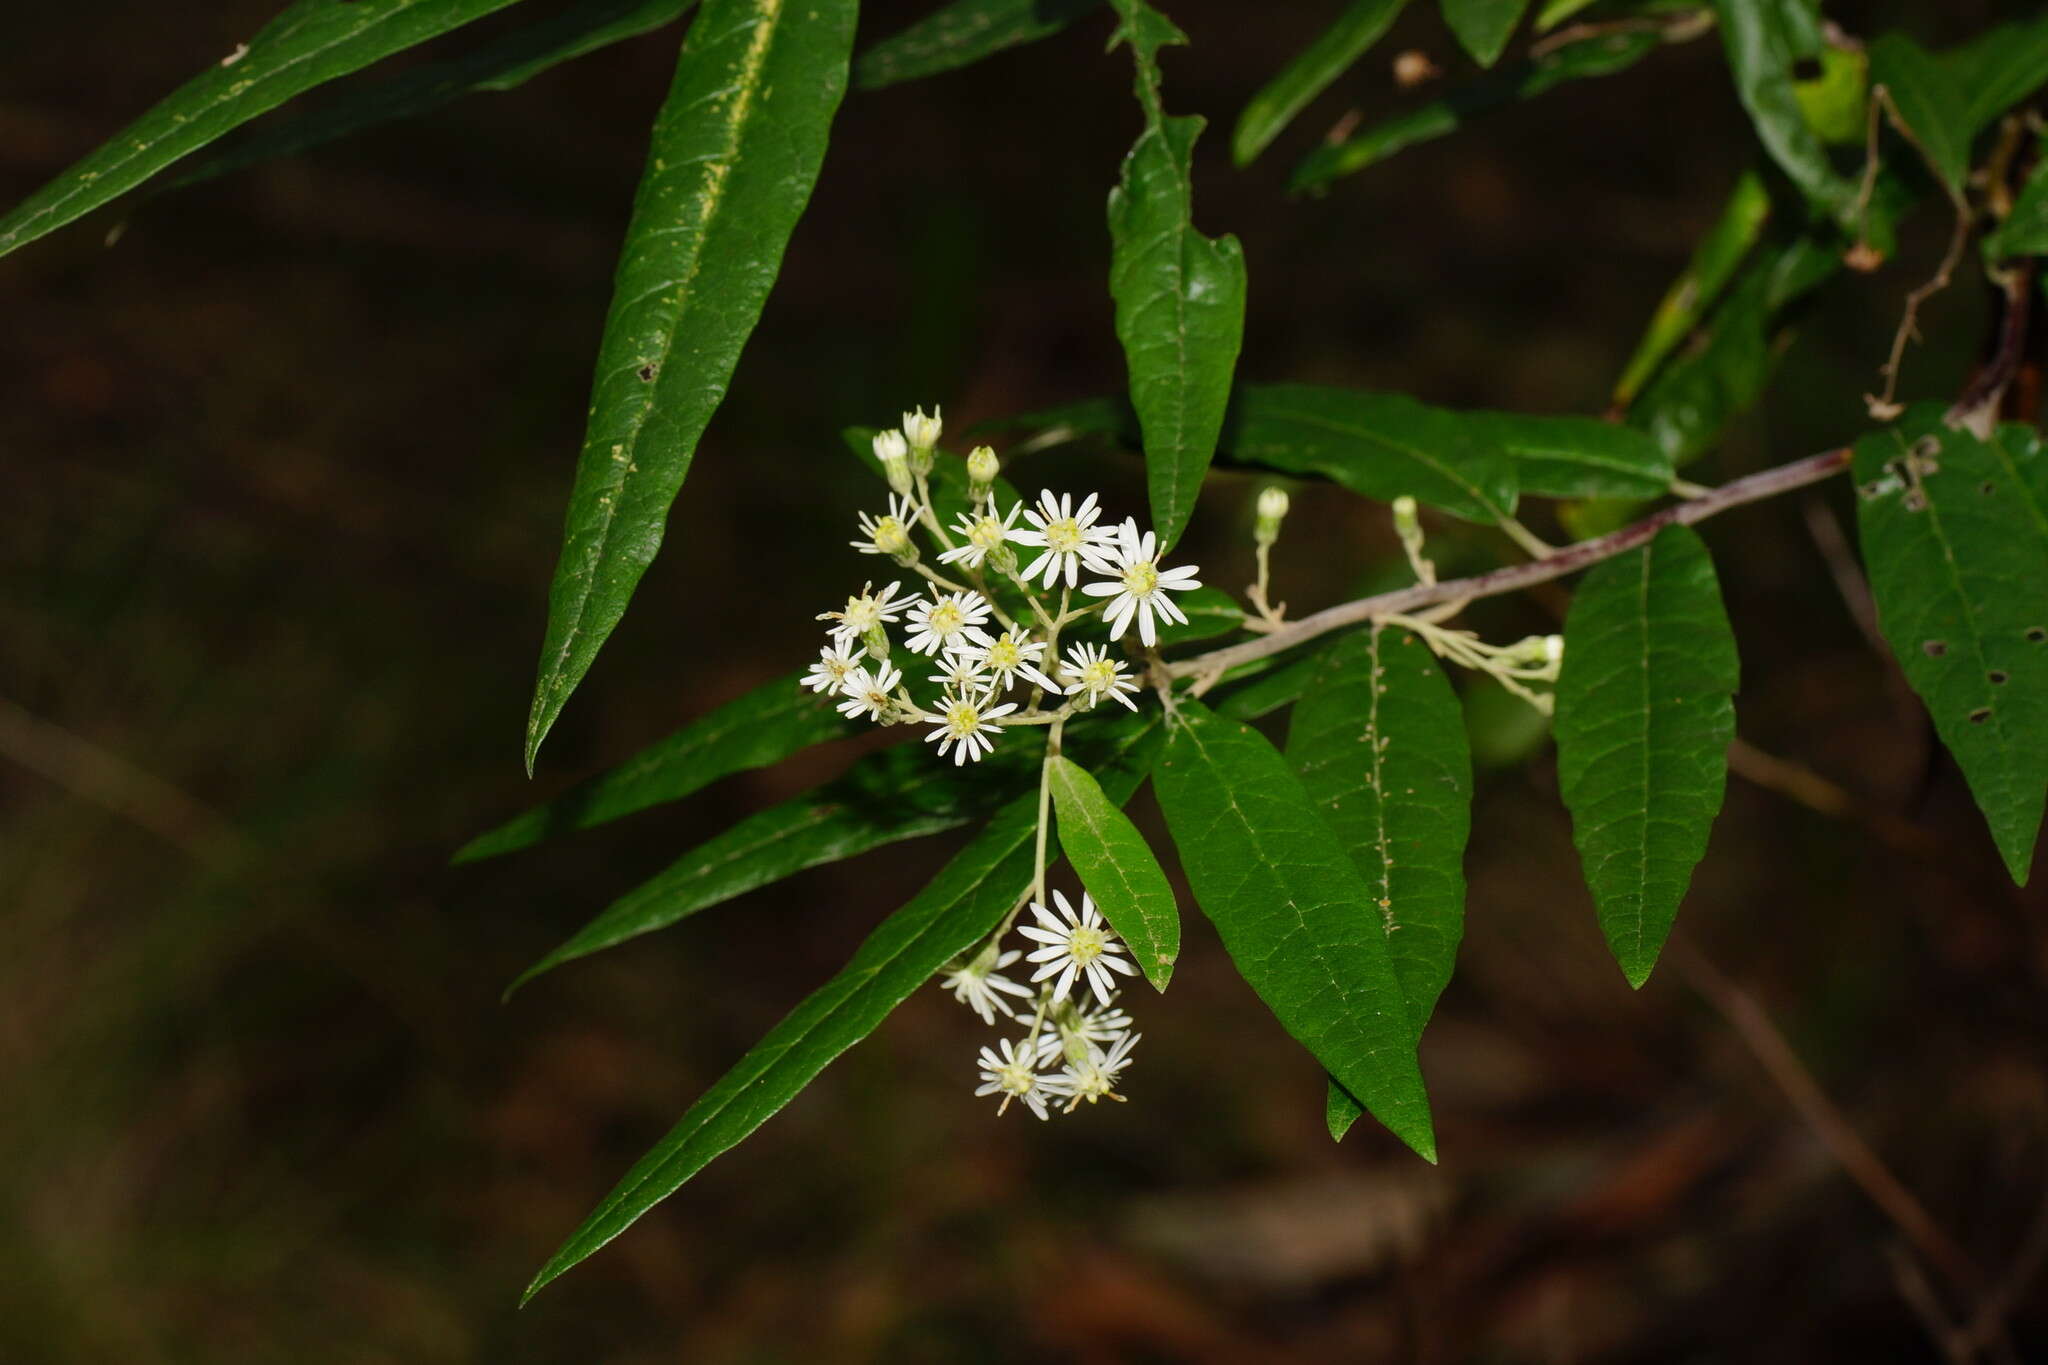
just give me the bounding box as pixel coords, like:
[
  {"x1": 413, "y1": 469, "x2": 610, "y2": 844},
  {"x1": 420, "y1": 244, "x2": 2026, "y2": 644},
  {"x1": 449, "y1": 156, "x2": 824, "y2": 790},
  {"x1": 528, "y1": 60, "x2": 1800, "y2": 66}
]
[
  {"x1": 964, "y1": 629, "x2": 1061, "y2": 692},
  {"x1": 802, "y1": 642, "x2": 865, "y2": 695},
  {"x1": 940, "y1": 947, "x2": 1033, "y2": 1025},
  {"x1": 1060, "y1": 641, "x2": 1140, "y2": 712},
  {"x1": 1033, "y1": 997, "x2": 1135, "y2": 1067},
  {"x1": 835, "y1": 660, "x2": 902, "y2": 723},
  {"x1": 975, "y1": 1036, "x2": 1051, "y2": 1120},
  {"x1": 937, "y1": 500, "x2": 1024, "y2": 569},
  {"x1": 1008, "y1": 490, "x2": 1118, "y2": 590},
  {"x1": 927, "y1": 648, "x2": 991, "y2": 694},
  {"x1": 819, "y1": 580, "x2": 907, "y2": 647},
  {"x1": 903, "y1": 590, "x2": 996, "y2": 657},
  {"x1": 924, "y1": 689, "x2": 1017, "y2": 764},
  {"x1": 852, "y1": 494, "x2": 919, "y2": 559},
  {"x1": 1081, "y1": 518, "x2": 1203, "y2": 648},
  {"x1": 872, "y1": 429, "x2": 913, "y2": 496},
  {"x1": 1049, "y1": 1029, "x2": 1139, "y2": 1110},
  {"x1": 1019, "y1": 889, "x2": 1138, "y2": 1006},
  {"x1": 903, "y1": 405, "x2": 943, "y2": 451}
]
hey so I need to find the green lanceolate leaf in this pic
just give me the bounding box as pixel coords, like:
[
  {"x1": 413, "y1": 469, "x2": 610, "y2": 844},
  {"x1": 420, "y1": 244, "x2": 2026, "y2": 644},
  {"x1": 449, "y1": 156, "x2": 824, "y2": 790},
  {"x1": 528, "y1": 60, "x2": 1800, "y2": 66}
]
[
  {"x1": 1107, "y1": 6, "x2": 1248, "y2": 554},
  {"x1": 1986, "y1": 154, "x2": 2048, "y2": 263},
  {"x1": 525, "y1": 0, "x2": 858, "y2": 773},
  {"x1": 522, "y1": 724, "x2": 1162, "y2": 1300},
  {"x1": 1478, "y1": 412, "x2": 1675, "y2": 501},
  {"x1": 1047, "y1": 754, "x2": 1179, "y2": 990},
  {"x1": 458, "y1": 671, "x2": 851, "y2": 863},
  {"x1": 1226, "y1": 384, "x2": 1518, "y2": 525},
  {"x1": 1712, "y1": 0, "x2": 1857, "y2": 223},
  {"x1": 1613, "y1": 169, "x2": 1771, "y2": 409},
  {"x1": 1868, "y1": 34, "x2": 1971, "y2": 195},
  {"x1": 1154, "y1": 698, "x2": 1435, "y2": 1160},
  {"x1": 1232, "y1": 0, "x2": 1409, "y2": 167},
  {"x1": 174, "y1": 0, "x2": 697, "y2": 192},
  {"x1": 1553, "y1": 525, "x2": 1738, "y2": 987},
  {"x1": 1288, "y1": 627, "x2": 1470, "y2": 1029},
  {"x1": 1441, "y1": 0, "x2": 1530, "y2": 68},
  {"x1": 1945, "y1": 14, "x2": 2048, "y2": 138},
  {"x1": 1290, "y1": 26, "x2": 1662, "y2": 192},
  {"x1": 0, "y1": 0, "x2": 535, "y2": 258},
  {"x1": 855, "y1": 0, "x2": 1100, "y2": 90},
  {"x1": 1854, "y1": 408, "x2": 2048, "y2": 884}
]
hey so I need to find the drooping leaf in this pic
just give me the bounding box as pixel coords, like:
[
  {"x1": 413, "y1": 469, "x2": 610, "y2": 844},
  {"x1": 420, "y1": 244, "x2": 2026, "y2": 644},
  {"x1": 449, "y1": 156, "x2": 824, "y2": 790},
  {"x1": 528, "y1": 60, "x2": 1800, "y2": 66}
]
[
  {"x1": 1441, "y1": 0, "x2": 1530, "y2": 69},
  {"x1": 461, "y1": 672, "x2": 853, "y2": 863},
  {"x1": 1612, "y1": 169, "x2": 1772, "y2": 408},
  {"x1": 1231, "y1": 0, "x2": 1409, "y2": 167},
  {"x1": 1048, "y1": 755, "x2": 1179, "y2": 989},
  {"x1": 1986, "y1": 154, "x2": 2048, "y2": 263},
  {"x1": 1290, "y1": 27, "x2": 1662, "y2": 192},
  {"x1": 1868, "y1": 34, "x2": 1972, "y2": 195},
  {"x1": 0, "y1": 0, "x2": 535, "y2": 258},
  {"x1": 1854, "y1": 407, "x2": 2048, "y2": 885},
  {"x1": 1225, "y1": 384, "x2": 1518, "y2": 525},
  {"x1": 173, "y1": 0, "x2": 697, "y2": 192},
  {"x1": 1553, "y1": 525, "x2": 1738, "y2": 987},
  {"x1": 1944, "y1": 14, "x2": 2048, "y2": 138},
  {"x1": 855, "y1": 0, "x2": 1100, "y2": 89},
  {"x1": 1107, "y1": 3, "x2": 1248, "y2": 553},
  {"x1": 1154, "y1": 698, "x2": 1436, "y2": 1160},
  {"x1": 1478, "y1": 412, "x2": 1674, "y2": 500},
  {"x1": 1288, "y1": 627, "x2": 1471, "y2": 1028},
  {"x1": 1712, "y1": 0, "x2": 1857, "y2": 223},
  {"x1": 523, "y1": 723, "x2": 1163, "y2": 1300},
  {"x1": 525, "y1": 0, "x2": 858, "y2": 772},
  {"x1": 1152, "y1": 585, "x2": 1246, "y2": 647}
]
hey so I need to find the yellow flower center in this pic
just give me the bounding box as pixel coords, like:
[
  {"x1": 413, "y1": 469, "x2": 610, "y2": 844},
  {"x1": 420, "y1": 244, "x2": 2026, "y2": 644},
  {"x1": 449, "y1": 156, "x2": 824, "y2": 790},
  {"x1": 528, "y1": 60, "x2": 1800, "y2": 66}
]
[
  {"x1": 988, "y1": 637, "x2": 1022, "y2": 670},
  {"x1": 1066, "y1": 926, "x2": 1105, "y2": 965},
  {"x1": 944, "y1": 698, "x2": 982, "y2": 737},
  {"x1": 1046, "y1": 517, "x2": 1084, "y2": 553},
  {"x1": 873, "y1": 516, "x2": 909, "y2": 555},
  {"x1": 1122, "y1": 561, "x2": 1159, "y2": 596},
  {"x1": 968, "y1": 517, "x2": 1006, "y2": 550},
  {"x1": 929, "y1": 601, "x2": 964, "y2": 635}
]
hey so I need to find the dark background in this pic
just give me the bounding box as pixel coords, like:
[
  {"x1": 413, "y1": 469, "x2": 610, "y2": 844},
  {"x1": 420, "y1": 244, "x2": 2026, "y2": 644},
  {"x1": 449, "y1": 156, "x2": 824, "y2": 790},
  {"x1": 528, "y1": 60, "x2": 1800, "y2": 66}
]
[{"x1": 3, "y1": 2, "x2": 2044, "y2": 1359}]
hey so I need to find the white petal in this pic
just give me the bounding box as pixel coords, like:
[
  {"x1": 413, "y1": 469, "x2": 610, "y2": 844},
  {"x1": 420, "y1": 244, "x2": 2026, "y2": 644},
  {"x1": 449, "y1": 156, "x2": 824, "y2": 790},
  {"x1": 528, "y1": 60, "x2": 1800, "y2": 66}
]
[{"x1": 1079, "y1": 581, "x2": 1120, "y2": 598}]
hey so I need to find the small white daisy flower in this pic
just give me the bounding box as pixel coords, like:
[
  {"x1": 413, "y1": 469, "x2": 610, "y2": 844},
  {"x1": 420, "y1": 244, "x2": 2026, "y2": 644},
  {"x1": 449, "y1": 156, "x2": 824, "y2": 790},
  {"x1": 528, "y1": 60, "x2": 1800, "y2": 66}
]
[
  {"x1": 1081, "y1": 518, "x2": 1203, "y2": 648},
  {"x1": 819, "y1": 580, "x2": 907, "y2": 648},
  {"x1": 1060, "y1": 641, "x2": 1141, "y2": 712},
  {"x1": 964, "y1": 629, "x2": 1061, "y2": 692},
  {"x1": 1019, "y1": 890, "x2": 1138, "y2": 1006},
  {"x1": 835, "y1": 660, "x2": 902, "y2": 723},
  {"x1": 975, "y1": 1036, "x2": 1051, "y2": 1120},
  {"x1": 903, "y1": 590, "x2": 997, "y2": 657},
  {"x1": 903, "y1": 405, "x2": 943, "y2": 452},
  {"x1": 927, "y1": 648, "x2": 992, "y2": 694},
  {"x1": 940, "y1": 946, "x2": 1033, "y2": 1025},
  {"x1": 1008, "y1": 489, "x2": 1118, "y2": 589},
  {"x1": 802, "y1": 642, "x2": 865, "y2": 695},
  {"x1": 1033, "y1": 997, "x2": 1136, "y2": 1067},
  {"x1": 1051, "y1": 1029, "x2": 1139, "y2": 1110},
  {"x1": 924, "y1": 689, "x2": 1018, "y2": 764},
  {"x1": 852, "y1": 494, "x2": 920, "y2": 559},
  {"x1": 937, "y1": 500, "x2": 1025, "y2": 569}
]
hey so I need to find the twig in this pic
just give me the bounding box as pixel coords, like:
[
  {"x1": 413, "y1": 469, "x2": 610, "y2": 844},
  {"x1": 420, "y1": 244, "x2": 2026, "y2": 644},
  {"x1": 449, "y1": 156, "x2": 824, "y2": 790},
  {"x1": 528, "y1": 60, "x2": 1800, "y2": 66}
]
[
  {"x1": 1861, "y1": 86, "x2": 1974, "y2": 420},
  {"x1": 1886, "y1": 1242, "x2": 1973, "y2": 1365},
  {"x1": 1725, "y1": 737, "x2": 1943, "y2": 858},
  {"x1": 1948, "y1": 259, "x2": 2035, "y2": 437},
  {"x1": 1801, "y1": 496, "x2": 1887, "y2": 656},
  {"x1": 1168, "y1": 447, "x2": 1852, "y2": 680}
]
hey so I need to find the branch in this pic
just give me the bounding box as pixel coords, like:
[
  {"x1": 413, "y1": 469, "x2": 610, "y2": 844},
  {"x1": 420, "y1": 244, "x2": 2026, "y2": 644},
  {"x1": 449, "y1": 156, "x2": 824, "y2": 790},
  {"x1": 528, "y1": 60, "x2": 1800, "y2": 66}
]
[{"x1": 1169, "y1": 446, "x2": 1853, "y2": 680}]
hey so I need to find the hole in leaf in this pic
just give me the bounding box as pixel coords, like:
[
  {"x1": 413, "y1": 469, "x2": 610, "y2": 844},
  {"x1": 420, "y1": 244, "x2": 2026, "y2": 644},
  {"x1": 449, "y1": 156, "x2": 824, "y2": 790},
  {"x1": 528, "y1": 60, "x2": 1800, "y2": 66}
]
[
  {"x1": 1989, "y1": 670, "x2": 2009, "y2": 685},
  {"x1": 1969, "y1": 707, "x2": 1992, "y2": 724},
  {"x1": 1792, "y1": 57, "x2": 1825, "y2": 81},
  {"x1": 1980, "y1": 481, "x2": 1996, "y2": 495},
  {"x1": 1923, "y1": 640, "x2": 1948, "y2": 657},
  {"x1": 2028, "y1": 627, "x2": 2047, "y2": 644},
  {"x1": 637, "y1": 364, "x2": 657, "y2": 382}
]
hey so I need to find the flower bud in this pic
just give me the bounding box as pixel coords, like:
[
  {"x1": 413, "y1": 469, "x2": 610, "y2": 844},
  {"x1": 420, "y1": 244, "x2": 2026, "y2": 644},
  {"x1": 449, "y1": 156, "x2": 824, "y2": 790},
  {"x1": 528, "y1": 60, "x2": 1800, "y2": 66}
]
[
  {"x1": 902, "y1": 405, "x2": 943, "y2": 454},
  {"x1": 872, "y1": 429, "x2": 913, "y2": 496},
  {"x1": 863, "y1": 623, "x2": 893, "y2": 660},
  {"x1": 966, "y1": 443, "x2": 1000, "y2": 498},
  {"x1": 1254, "y1": 485, "x2": 1290, "y2": 547},
  {"x1": 1391, "y1": 495, "x2": 1421, "y2": 538},
  {"x1": 1544, "y1": 634, "x2": 1563, "y2": 666}
]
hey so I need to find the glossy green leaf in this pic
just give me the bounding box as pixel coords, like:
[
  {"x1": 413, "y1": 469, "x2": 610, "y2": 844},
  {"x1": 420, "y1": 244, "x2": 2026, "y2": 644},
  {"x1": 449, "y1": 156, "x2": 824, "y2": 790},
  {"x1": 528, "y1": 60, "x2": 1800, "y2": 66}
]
[
  {"x1": 1945, "y1": 15, "x2": 2048, "y2": 138},
  {"x1": 1612, "y1": 169, "x2": 1771, "y2": 408},
  {"x1": 1854, "y1": 408, "x2": 2048, "y2": 885},
  {"x1": 1442, "y1": 0, "x2": 1530, "y2": 68},
  {"x1": 856, "y1": 0, "x2": 1100, "y2": 89},
  {"x1": 1983, "y1": 148, "x2": 2048, "y2": 263},
  {"x1": 1868, "y1": 34, "x2": 1971, "y2": 194},
  {"x1": 1232, "y1": 0, "x2": 1409, "y2": 167},
  {"x1": 1290, "y1": 27, "x2": 1660, "y2": 191},
  {"x1": 1478, "y1": 412, "x2": 1674, "y2": 500},
  {"x1": 461, "y1": 671, "x2": 852, "y2": 863},
  {"x1": 1327, "y1": 1078, "x2": 1363, "y2": 1139},
  {"x1": 1048, "y1": 755, "x2": 1179, "y2": 989},
  {"x1": 1288, "y1": 627, "x2": 1470, "y2": 1028},
  {"x1": 1152, "y1": 585, "x2": 1246, "y2": 647},
  {"x1": 1791, "y1": 44, "x2": 1868, "y2": 146},
  {"x1": 525, "y1": 0, "x2": 858, "y2": 773},
  {"x1": 1553, "y1": 525, "x2": 1738, "y2": 987},
  {"x1": 0, "y1": 0, "x2": 534, "y2": 258},
  {"x1": 1154, "y1": 698, "x2": 1435, "y2": 1160},
  {"x1": 1712, "y1": 0, "x2": 1857, "y2": 222},
  {"x1": 1226, "y1": 384, "x2": 1518, "y2": 525},
  {"x1": 1107, "y1": 2, "x2": 1248, "y2": 553},
  {"x1": 173, "y1": 0, "x2": 696, "y2": 191}
]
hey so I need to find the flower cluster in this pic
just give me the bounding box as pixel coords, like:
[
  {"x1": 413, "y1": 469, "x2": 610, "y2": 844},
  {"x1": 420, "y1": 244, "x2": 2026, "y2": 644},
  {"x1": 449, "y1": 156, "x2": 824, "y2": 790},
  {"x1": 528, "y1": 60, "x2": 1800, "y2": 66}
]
[
  {"x1": 802, "y1": 405, "x2": 1202, "y2": 768},
  {"x1": 947, "y1": 890, "x2": 1142, "y2": 1119}
]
